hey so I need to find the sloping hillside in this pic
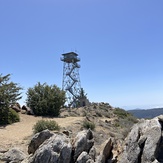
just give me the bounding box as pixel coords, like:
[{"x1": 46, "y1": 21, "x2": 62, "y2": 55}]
[{"x1": 60, "y1": 103, "x2": 138, "y2": 153}]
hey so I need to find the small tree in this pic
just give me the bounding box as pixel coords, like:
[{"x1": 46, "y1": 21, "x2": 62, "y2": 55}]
[
  {"x1": 76, "y1": 88, "x2": 88, "y2": 107},
  {"x1": 78, "y1": 88, "x2": 87, "y2": 99},
  {"x1": 0, "y1": 74, "x2": 22, "y2": 125},
  {"x1": 26, "y1": 82, "x2": 66, "y2": 116}
]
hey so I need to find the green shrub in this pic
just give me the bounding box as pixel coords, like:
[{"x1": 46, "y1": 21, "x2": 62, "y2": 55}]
[
  {"x1": 113, "y1": 108, "x2": 138, "y2": 126},
  {"x1": 26, "y1": 82, "x2": 66, "y2": 117},
  {"x1": 33, "y1": 119, "x2": 60, "y2": 134},
  {"x1": 99, "y1": 106, "x2": 108, "y2": 111},
  {"x1": 113, "y1": 107, "x2": 131, "y2": 119},
  {"x1": 0, "y1": 108, "x2": 20, "y2": 125},
  {"x1": 83, "y1": 120, "x2": 95, "y2": 130},
  {"x1": 8, "y1": 108, "x2": 20, "y2": 124}
]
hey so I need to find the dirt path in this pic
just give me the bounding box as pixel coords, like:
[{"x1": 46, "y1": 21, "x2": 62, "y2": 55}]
[{"x1": 0, "y1": 114, "x2": 84, "y2": 152}]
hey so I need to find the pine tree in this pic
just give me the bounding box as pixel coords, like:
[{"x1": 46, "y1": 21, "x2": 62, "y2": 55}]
[
  {"x1": 0, "y1": 74, "x2": 22, "y2": 125},
  {"x1": 79, "y1": 88, "x2": 87, "y2": 99}
]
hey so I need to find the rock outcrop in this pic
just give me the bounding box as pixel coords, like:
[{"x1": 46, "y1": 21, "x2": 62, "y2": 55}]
[
  {"x1": 25, "y1": 129, "x2": 96, "y2": 163},
  {"x1": 118, "y1": 116, "x2": 163, "y2": 163},
  {"x1": 23, "y1": 129, "x2": 116, "y2": 163},
  {"x1": 73, "y1": 129, "x2": 94, "y2": 162},
  {"x1": 29, "y1": 134, "x2": 72, "y2": 163},
  {"x1": 89, "y1": 146, "x2": 96, "y2": 161},
  {"x1": 0, "y1": 148, "x2": 26, "y2": 162},
  {"x1": 76, "y1": 151, "x2": 94, "y2": 163},
  {"x1": 11, "y1": 102, "x2": 21, "y2": 112},
  {"x1": 22, "y1": 105, "x2": 34, "y2": 115},
  {"x1": 96, "y1": 138, "x2": 113, "y2": 163},
  {"x1": 4, "y1": 115, "x2": 163, "y2": 163},
  {"x1": 28, "y1": 129, "x2": 53, "y2": 154}
]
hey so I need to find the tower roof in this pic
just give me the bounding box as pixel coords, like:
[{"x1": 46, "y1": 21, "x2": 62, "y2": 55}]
[
  {"x1": 61, "y1": 52, "x2": 80, "y2": 63},
  {"x1": 62, "y1": 52, "x2": 78, "y2": 56}
]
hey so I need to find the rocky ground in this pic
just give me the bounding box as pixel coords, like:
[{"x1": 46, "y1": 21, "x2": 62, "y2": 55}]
[
  {"x1": 0, "y1": 114, "x2": 84, "y2": 154},
  {"x1": 0, "y1": 103, "x2": 138, "y2": 162}
]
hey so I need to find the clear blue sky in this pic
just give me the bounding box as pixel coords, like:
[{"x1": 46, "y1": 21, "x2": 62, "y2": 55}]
[{"x1": 1, "y1": 0, "x2": 163, "y2": 110}]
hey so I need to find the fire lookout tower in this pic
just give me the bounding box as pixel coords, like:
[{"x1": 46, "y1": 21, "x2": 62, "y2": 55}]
[{"x1": 61, "y1": 52, "x2": 81, "y2": 107}]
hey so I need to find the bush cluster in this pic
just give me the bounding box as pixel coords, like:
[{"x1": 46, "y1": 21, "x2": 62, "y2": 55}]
[
  {"x1": 114, "y1": 107, "x2": 137, "y2": 121},
  {"x1": 33, "y1": 119, "x2": 60, "y2": 134},
  {"x1": 82, "y1": 120, "x2": 95, "y2": 130},
  {"x1": 26, "y1": 82, "x2": 66, "y2": 117},
  {"x1": 8, "y1": 108, "x2": 20, "y2": 124},
  {"x1": 0, "y1": 108, "x2": 20, "y2": 125},
  {"x1": 113, "y1": 107, "x2": 130, "y2": 118}
]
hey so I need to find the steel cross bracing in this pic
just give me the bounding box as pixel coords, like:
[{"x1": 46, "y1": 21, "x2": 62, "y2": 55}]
[{"x1": 61, "y1": 52, "x2": 81, "y2": 107}]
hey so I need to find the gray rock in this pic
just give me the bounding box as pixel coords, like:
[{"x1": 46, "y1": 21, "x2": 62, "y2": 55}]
[
  {"x1": 0, "y1": 153, "x2": 3, "y2": 161},
  {"x1": 22, "y1": 105, "x2": 34, "y2": 115},
  {"x1": 118, "y1": 124, "x2": 141, "y2": 163},
  {"x1": 30, "y1": 133, "x2": 72, "y2": 163},
  {"x1": 11, "y1": 103, "x2": 21, "y2": 112},
  {"x1": 118, "y1": 118, "x2": 162, "y2": 163},
  {"x1": 21, "y1": 154, "x2": 33, "y2": 163},
  {"x1": 152, "y1": 159, "x2": 159, "y2": 163},
  {"x1": 76, "y1": 151, "x2": 94, "y2": 163},
  {"x1": 89, "y1": 146, "x2": 96, "y2": 161},
  {"x1": 158, "y1": 115, "x2": 163, "y2": 122},
  {"x1": 73, "y1": 129, "x2": 94, "y2": 161},
  {"x1": 141, "y1": 118, "x2": 161, "y2": 163},
  {"x1": 157, "y1": 132, "x2": 163, "y2": 162},
  {"x1": 96, "y1": 138, "x2": 113, "y2": 163},
  {"x1": 0, "y1": 146, "x2": 8, "y2": 153},
  {"x1": 1, "y1": 148, "x2": 26, "y2": 162},
  {"x1": 28, "y1": 129, "x2": 53, "y2": 154},
  {"x1": 96, "y1": 155, "x2": 103, "y2": 163},
  {"x1": 11, "y1": 105, "x2": 21, "y2": 112}
]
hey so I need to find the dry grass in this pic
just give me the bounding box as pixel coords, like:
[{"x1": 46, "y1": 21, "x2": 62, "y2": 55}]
[{"x1": 0, "y1": 113, "x2": 84, "y2": 153}]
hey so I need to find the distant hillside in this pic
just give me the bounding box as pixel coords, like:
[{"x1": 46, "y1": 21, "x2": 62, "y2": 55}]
[{"x1": 128, "y1": 107, "x2": 163, "y2": 119}]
